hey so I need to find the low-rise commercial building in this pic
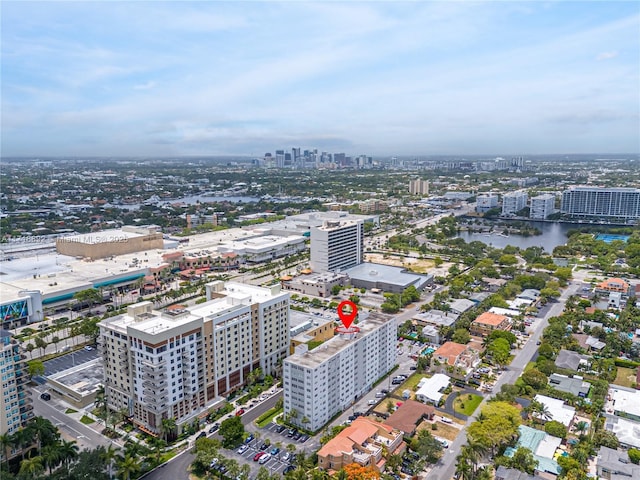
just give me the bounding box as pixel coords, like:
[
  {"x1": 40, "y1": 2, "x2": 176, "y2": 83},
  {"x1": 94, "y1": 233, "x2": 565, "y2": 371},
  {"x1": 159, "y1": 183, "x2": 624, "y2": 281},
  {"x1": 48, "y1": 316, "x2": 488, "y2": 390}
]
[{"x1": 56, "y1": 225, "x2": 164, "y2": 260}]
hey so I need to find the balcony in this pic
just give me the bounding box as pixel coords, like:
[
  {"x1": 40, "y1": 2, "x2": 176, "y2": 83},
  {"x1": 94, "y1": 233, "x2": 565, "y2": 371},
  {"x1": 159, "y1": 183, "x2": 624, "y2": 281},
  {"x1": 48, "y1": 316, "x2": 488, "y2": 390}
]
[
  {"x1": 20, "y1": 404, "x2": 33, "y2": 414},
  {"x1": 142, "y1": 380, "x2": 167, "y2": 390},
  {"x1": 143, "y1": 387, "x2": 168, "y2": 398}
]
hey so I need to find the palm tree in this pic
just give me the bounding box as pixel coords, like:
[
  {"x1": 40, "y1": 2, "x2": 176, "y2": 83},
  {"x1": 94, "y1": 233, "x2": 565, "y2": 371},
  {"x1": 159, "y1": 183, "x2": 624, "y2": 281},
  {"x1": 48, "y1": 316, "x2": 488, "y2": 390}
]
[
  {"x1": 0, "y1": 432, "x2": 13, "y2": 469},
  {"x1": 239, "y1": 463, "x2": 251, "y2": 480},
  {"x1": 101, "y1": 443, "x2": 119, "y2": 480},
  {"x1": 11, "y1": 427, "x2": 33, "y2": 460},
  {"x1": 42, "y1": 444, "x2": 62, "y2": 475},
  {"x1": 18, "y1": 455, "x2": 44, "y2": 478},
  {"x1": 28, "y1": 417, "x2": 58, "y2": 455},
  {"x1": 148, "y1": 437, "x2": 166, "y2": 464},
  {"x1": 58, "y1": 439, "x2": 79, "y2": 473},
  {"x1": 160, "y1": 417, "x2": 177, "y2": 442},
  {"x1": 117, "y1": 454, "x2": 140, "y2": 480},
  {"x1": 574, "y1": 420, "x2": 589, "y2": 439}
]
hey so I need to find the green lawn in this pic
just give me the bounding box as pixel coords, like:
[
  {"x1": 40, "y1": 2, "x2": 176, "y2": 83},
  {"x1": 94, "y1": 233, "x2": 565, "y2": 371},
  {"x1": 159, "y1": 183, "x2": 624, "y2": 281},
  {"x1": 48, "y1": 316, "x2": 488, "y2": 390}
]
[
  {"x1": 257, "y1": 407, "x2": 283, "y2": 428},
  {"x1": 80, "y1": 415, "x2": 95, "y2": 425},
  {"x1": 65, "y1": 408, "x2": 78, "y2": 414},
  {"x1": 614, "y1": 367, "x2": 637, "y2": 388},
  {"x1": 400, "y1": 373, "x2": 428, "y2": 392},
  {"x1": 454, "y1": 394, "x2": 483, "y2": 416}
]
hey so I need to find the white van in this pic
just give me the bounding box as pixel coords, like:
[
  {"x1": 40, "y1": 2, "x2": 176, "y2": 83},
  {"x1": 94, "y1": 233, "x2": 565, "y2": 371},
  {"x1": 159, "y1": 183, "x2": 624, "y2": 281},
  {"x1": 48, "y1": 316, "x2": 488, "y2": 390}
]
[
  {"x1": 258, "y1": 453, "x2": 271, "y2": 465},
  {"x1": 440, "y1": 416, "x2": 453, "y2": 424},
  {"x1": 368, "y1": 399, "x2": 377, "y2": 406}
]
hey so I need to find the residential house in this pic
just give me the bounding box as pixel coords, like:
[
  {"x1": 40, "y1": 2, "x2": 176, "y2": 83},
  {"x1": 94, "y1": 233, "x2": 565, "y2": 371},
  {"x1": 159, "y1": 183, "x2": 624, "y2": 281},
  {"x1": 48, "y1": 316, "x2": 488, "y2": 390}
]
[
  {"x1": 317, "y1": 417, "x2": 405, "y2": 472},
  {"x1": 504, "y1": 425, "x2": 562, "y2": 476},
  {"x1": 495, "y1": 466, "x2": 546, "y2": 480},
  {"x1": 533, "y1": 394, "x2": 576, "y2": 428},
  {"x1": 384, "y1": 400, "x2": 435, "y2": 436},
  {"x1": 548, "y1": 373, "x2": 591, "y2": 398},
  {"x1": 554, "y1": 350, "x2": 590, "y2": 372},
  {"x1": 481, "y1": 278, "x2": 507, "y2": 293},
  {"x1": 518, "y1": 289, "x2": 540, "y2": 302},
  {"x1": 470, "y1": 312, "x2": 511, "y2": 337},
  {"x1": 432, "y1": 342, "x2": 480, "y2": 373},
  {"x1": 447, "y1": 298, "x2": 476, "y2": 315},
  {"x1": 596, "y1": 446, "x2": 640, "y2": 480},
  {"x1": 415, "y1": 374, "x2": 450, "y2": 405},
  {"x1": 595, "y1": 278, "x2": 630, "y2": 296}
]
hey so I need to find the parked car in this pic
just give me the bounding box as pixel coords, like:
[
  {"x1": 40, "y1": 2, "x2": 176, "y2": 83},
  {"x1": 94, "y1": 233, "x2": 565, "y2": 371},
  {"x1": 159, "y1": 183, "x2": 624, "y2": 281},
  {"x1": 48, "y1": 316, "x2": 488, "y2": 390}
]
[
  {"x1": 282, "y1": 452, "x2": 291, "y2": 462},
  {"x1": 270, "y1": 447, "x2": 280, "y2": 456},
  {"x1": 40, "y1": 392, "x2": 51, "y2": 401},
  {"x1": 235, "y1": 408, "x2": 245, "y2": 416},
  {"x1": 237, "y1": 445, "x2": 249, "y2": 454},
  {"x1": 208, "y1": 423, "x2": 220, "y2": 434},
  {"x1": 258, "y1": 453, "x2": 271, "y2": 465},
  {"x1": 259, "y1": 442, "x2": 268, "y2": 451},
  {"x1": 298, "y1": 434, "x2": 309, "y2": 443},
  {"x1": 196, "y1": 431, "x2": 206, "y2": 439},
  {"x1": 375, "y1": 392, "x2": 386, "y2": 398},
  {"x1": 84, "y1": 345, "x2": 94, "y2": 351},
  {"x1": 253, "y1": 452, "x2": 265, "y2": 462},
  {"x1": 244, "y1": 434, "x2": 254, "y2": 444},
  {"x1": 440, "y1": 416, "x2": 453, "y2": 424}
]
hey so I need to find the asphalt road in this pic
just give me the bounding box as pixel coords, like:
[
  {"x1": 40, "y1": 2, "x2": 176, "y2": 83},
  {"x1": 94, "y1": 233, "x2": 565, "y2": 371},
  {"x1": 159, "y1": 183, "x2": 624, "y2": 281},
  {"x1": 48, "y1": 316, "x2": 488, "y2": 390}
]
[
  {"x1": 32, "y1": 386, "x2": 113, "y2": 452},
  {"x1": 427, "y1": 281, "x2": 580, "y2": 480},
  {"x1": 143, "y1": 391, "x2": 284, "y2": 480}
]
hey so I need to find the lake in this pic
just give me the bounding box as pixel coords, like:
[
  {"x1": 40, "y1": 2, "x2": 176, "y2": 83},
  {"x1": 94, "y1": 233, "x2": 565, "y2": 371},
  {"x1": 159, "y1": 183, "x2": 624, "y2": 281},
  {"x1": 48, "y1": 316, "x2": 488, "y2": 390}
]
[{"x1": 457, "y1": 221, "x2": 574, "y2": 252}]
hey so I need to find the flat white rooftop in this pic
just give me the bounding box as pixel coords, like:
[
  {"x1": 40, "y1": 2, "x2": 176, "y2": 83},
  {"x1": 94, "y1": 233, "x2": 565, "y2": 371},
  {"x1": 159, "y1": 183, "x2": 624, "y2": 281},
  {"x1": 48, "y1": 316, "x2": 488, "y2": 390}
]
[
  {"x1": 534, "y1": 394, "x2": 576, "y2": 427},
  {"x1": 285, "y1": 312, "x2": 392, "y2": 369},
  {"x1": 609, "y1": 386, "x2": 640, "y2": 419}
]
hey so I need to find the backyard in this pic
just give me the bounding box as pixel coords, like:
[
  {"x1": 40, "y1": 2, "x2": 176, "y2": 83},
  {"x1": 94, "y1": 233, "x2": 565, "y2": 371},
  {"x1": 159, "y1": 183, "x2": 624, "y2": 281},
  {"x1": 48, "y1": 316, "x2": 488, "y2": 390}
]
[
  {"x1": 453, "y1": 393, "x2": 483, "y2": 416},
  {"x1": 614, "y1": 366, "x2": 637, "y2": 388}
]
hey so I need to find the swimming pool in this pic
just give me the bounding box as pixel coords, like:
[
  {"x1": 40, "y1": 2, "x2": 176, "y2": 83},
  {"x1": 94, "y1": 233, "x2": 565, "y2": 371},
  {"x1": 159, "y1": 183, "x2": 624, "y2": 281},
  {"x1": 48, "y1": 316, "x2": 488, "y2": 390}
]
[
  {"x1": 595, "y1": 234, "x2": 630, "y2": 243},
  {"x1": 422, "y1": 347, "x2": 435, "y2": 355}
]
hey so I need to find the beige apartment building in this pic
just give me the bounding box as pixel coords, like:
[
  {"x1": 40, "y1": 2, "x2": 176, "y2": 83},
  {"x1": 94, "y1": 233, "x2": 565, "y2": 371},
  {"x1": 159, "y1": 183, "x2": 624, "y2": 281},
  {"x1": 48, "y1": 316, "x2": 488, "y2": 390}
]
[{"x1": 98, "y1": 281, "x2": 289, "y2": 435}]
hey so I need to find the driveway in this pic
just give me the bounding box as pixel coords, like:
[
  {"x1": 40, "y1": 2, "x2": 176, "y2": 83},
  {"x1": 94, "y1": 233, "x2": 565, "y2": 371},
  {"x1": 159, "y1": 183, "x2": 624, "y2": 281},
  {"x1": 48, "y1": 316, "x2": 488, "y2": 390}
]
[{"x1": 439, "y1": 388, "x2": 484, "y2": 420}]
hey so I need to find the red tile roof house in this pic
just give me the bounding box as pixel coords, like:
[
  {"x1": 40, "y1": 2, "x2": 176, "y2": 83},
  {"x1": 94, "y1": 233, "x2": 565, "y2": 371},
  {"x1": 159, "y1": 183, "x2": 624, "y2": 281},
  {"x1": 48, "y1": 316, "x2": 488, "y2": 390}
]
[
  {"x1": 317, "y1": 417, "x2": 405, "y2": 473},
  {"x1": 432, "y1": 341, "x2": 481, "y2": 373},
  {"x1": 470, "y1": 312, "x2": 511, "y2": 337}
]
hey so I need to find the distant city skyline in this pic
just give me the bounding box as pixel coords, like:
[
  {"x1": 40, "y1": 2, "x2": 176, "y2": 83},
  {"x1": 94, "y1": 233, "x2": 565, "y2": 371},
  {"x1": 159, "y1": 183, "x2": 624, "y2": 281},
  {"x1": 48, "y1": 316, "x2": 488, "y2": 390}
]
[{"x1": 2, "y1": 1, "x2": 639, "y2": 157}]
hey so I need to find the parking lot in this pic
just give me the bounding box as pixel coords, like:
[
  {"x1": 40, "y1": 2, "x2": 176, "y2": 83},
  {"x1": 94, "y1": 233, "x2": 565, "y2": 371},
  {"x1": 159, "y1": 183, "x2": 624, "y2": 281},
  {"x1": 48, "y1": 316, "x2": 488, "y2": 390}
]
[
  {"x1": 221, "y1": 428, "x2": 308, "y2": 476},
  {"x1": 43, "y1": 347, "x2": 99, "y2": 376}
]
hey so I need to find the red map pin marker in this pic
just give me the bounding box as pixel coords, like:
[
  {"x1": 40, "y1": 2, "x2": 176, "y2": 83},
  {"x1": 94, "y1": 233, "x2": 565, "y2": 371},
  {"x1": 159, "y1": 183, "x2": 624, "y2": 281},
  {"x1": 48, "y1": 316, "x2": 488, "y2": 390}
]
[{"x1": 337, "y1": 300, "x2": 358, "y2": 329}]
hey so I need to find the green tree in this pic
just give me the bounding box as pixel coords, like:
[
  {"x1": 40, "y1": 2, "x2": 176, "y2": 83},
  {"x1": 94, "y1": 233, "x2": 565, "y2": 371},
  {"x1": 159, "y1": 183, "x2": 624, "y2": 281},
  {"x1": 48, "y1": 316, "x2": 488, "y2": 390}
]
[
  {"x1": 27, "y1": 359, "x2": 45, "y2": 379},
  {"x1": 451, "y1": 329, "x2": 471, "y2": 344},
  {"x1": 510, "y1": 447, "x2": 538, "y2": 475},
  {"x1": 467, "y1": 402, "x2": 520, "y2": 456},
  {"x1": 544, "y1": 420, "x2": 567, "y2": 439},
  {"x1": 101, "y1": 443, "x2": 119, "y2": 480},
  {"x1": 18, "y1": 455, "x2": 44, "y2": 478},
  {"x1": 521, "y1": 368, "x2": 548, "y2": 391},
  {"x1": 219, "y1": 416, "x2": 245, "y2": 449},
  {"x1": 35, "y1": 336, "x2": 47, "y2": 356},
  {"x1": 117, "y1": 454, "x2": 140, "y2": 480},
  {"x1": 160, "y1": 417, "x2": 177, "y2": 442},
  {"x1": 411, "y1": 429, "x2": 442, "y2": 463},
  {"x1": 486, "y1": 338, "x2": 510, "y2": 368},
  {"x1": 628, "y1": 448, "x2": 640, "y2": 464}
]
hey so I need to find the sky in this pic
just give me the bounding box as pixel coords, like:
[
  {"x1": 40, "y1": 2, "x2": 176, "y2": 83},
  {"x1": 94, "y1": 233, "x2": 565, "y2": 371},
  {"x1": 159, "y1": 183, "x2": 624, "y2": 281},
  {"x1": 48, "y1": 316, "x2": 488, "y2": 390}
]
[{"x1": 1, "y1": 1, "x2": 639, "y2": 157}]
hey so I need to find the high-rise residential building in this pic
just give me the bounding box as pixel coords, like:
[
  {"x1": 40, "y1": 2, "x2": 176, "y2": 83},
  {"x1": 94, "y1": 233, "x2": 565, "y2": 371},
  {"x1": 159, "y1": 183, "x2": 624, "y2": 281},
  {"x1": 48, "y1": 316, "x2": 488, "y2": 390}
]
[
  {"x1": 561, "y1": 187, "x2": 640, "y2": 221},
  {"x1": 476, "y1": 193, "x2": 499, "y2": 213},
  {"x1": 0, "y1": 329, "x2": 32, "y2": 439},
  {"x1": 310, "y1": 220, "x2": 364, "y2": 273},
  {"x1": 530, "y1": 194, "x2": 556, "y2": 220},
  {"x1": 408, "y1": 179, "x2": 429, "y2": 196},
  {"x1": 98, "y1": 281, "x2": 289, "y2": 435},
  {"x1": 283, "y1": 312, "x2": 396, "y2": 431},
  {"x1": 501, "y1": 190, "x2": 529, "y2": 216}
]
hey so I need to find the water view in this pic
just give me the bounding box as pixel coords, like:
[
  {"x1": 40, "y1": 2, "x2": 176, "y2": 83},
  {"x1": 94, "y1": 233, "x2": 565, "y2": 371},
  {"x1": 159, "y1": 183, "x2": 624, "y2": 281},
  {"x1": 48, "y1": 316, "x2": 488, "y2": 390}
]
[{"x1": 457, "y1": 221, "x2": 574, "y2": 252}]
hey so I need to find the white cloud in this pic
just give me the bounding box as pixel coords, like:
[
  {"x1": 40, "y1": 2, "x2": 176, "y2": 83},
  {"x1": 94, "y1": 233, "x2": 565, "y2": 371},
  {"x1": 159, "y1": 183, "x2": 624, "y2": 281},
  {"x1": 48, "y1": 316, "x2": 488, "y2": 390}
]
[{"x1": 596, "y1": 51, "x2": 619, "y2": 61}]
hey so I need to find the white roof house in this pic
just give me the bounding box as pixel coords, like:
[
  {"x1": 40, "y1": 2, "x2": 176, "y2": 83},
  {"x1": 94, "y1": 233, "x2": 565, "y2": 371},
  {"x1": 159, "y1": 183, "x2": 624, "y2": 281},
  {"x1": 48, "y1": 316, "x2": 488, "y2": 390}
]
[
  {"x1": 534, "y1": 394, "x2": 576, "y2": 427},
  {"x1": 416, "y1": 374, "x2": 450, "y2": 404}
]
